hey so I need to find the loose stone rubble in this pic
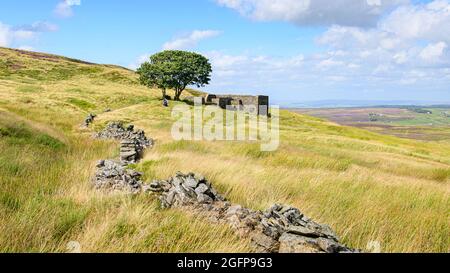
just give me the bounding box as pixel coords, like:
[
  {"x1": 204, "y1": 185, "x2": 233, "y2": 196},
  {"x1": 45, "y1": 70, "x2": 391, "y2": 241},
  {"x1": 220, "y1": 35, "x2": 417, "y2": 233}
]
[
  {"x1": 93, "y1": 160, "x2": 143, "y2": 194},
  {"x1": 146, "y1": 172, "x2": 359, "y2": 253},
  {"x1": 143, "y1": 172, "x2": 225, "y2": 208}
]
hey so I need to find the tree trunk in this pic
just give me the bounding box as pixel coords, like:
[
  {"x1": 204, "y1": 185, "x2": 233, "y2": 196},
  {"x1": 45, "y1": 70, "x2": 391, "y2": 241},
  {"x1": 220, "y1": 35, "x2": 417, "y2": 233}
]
[
  {"x1": 174, "y1": 89, "x2": 182, "y2": 101},
  {"x1": 161, "y1": 88, "x2": 167, "y2": 100}
]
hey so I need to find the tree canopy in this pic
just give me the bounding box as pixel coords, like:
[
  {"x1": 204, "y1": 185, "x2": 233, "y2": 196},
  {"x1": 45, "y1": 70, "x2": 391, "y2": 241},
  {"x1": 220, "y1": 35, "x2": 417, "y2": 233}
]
[{"x1": 137, "y1": 50, "x2": 212, "y2": 101}]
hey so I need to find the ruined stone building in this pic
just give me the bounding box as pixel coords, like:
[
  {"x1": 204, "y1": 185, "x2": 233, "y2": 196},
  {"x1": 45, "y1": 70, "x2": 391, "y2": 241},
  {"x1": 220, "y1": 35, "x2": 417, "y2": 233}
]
[{"x1": 205, "y1": 94, "x2": 269, "y2": 116}]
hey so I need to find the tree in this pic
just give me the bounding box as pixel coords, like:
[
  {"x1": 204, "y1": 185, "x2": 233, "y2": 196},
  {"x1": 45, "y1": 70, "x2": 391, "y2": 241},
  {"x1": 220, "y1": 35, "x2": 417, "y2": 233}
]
[{"x1": 137, "y1": 50, "x2": 212, "y2": 101}]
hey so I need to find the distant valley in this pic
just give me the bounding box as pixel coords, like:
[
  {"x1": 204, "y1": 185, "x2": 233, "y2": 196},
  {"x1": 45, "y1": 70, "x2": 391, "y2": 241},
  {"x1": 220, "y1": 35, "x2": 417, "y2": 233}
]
[{"x1": 291, "y1": 106, "x2": 450, "y2": 141}]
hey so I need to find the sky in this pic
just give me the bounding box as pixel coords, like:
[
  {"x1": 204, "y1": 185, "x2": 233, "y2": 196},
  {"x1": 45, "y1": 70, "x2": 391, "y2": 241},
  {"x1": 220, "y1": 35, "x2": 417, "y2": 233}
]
[{"x1": 0, "y1": 0, "x2": 449, "y2": 106}]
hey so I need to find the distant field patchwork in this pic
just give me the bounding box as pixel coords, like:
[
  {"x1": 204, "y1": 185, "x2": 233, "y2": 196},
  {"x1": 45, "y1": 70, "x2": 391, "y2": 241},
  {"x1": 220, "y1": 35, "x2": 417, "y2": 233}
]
[{"x1": 291, "y1": 107, "x2": 450, "y2": 141}]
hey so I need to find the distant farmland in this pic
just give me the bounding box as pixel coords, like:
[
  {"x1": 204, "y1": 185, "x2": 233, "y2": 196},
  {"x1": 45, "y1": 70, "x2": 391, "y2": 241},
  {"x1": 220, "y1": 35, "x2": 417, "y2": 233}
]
[{"x1": 291, "y1": 107, "x2": 450, "y2": 141}]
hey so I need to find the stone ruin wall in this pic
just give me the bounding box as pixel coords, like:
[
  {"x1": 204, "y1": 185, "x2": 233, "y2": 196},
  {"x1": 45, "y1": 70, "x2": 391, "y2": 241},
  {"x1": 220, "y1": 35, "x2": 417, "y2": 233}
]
[{"x1": 205, "y1": 94, "x2": 269, "y2": 116}]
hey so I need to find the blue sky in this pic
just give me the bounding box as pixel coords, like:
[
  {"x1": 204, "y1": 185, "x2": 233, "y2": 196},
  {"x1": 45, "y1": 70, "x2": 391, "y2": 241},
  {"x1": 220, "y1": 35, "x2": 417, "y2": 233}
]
[{"x1": 1, "y1": 0, "x2": 449, "y2": 105}]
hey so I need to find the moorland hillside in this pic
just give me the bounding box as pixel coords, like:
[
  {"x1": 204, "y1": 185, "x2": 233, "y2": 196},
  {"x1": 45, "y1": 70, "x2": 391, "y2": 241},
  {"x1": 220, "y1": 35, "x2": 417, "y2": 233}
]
[{"x1": 0, "y1": 47, "x2": 448, "y2": 252}]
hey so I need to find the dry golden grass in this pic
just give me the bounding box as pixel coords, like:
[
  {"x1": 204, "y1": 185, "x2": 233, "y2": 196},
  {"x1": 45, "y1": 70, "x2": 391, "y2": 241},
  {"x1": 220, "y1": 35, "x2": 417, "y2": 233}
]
[{"x1": 0, "y1": 47, "x2": 449, "y2": 253}]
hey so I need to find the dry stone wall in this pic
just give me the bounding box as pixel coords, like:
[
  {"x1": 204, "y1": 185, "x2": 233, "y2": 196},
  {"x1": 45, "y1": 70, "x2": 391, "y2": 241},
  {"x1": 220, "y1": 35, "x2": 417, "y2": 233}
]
[
  {"x1": 92, "y1": 122, "x2": 152, "y2": 192},
  {"x1": 145, "y1": 172, "x2": 359, "y2": 253},
  {"x1": 93, "y1": 160, "x2": 143, "y2": 194},
  {"x1": 91, "y1": 121, "x2": 358, "y2": 253},
  {"x1": 95, "y1": 122, "x2": 153, "y2": 164}
]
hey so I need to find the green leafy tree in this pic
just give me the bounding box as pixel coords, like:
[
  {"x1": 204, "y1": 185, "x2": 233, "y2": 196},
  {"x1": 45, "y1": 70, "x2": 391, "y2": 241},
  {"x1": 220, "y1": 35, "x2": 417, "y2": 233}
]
[{"x1": 137, "y1": 50, "x2": 212, "y2": 101}]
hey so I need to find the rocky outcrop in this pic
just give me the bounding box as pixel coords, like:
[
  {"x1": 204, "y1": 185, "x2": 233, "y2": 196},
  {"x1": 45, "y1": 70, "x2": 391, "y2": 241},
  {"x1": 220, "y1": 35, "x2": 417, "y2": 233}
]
[
  {"x1": 146, "y1": 172, "x2": 358, "y2": 253},
  {"x1": 93, "y1": 160, "x2": 143, "y2": 194}
]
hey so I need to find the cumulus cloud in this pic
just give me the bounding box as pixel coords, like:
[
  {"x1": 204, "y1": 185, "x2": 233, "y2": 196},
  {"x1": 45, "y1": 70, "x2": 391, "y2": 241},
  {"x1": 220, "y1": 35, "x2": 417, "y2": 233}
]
[
  {"x1": 129, "y1": 30, "x2": 222, "y2": 70},
  {"x1": 14, "y1": 21, "x2": 59, "y2": 33},
  {"x1": 0, "y1": 23, "x2": 12, "y2": 47},
  {"x1": 0, "y1": 21, "x2": 58, "y2": 47},
  {"x1": 203, "y1": 51, "x2": 313, "y2": 93},
  {"x1": 0, "y1": 22, "x2": 37, "y2": 47},
  {"x1": 380, "y1": 0, "x2": 450, "y2": 43},
  {"x1": 203, "y1": 2, "x2": 450, "y2": 99},
  {"x1": 316, "y1": 0, "x2": 450, "y2": 67},
  {"x1": 54, "y1": 0, "x2": 81, "y2": 18},
  {"x1": 128, "y1": 53, "x2": 152, "y2": 70},
  {"x1": 162, "y1": 30, "x2": 221, "y2": 50},
  {"x1": 216, "y1": 0, "x2": 408, "y2": 27},
  {"x1": 419, "y1": 42, "x2": 447, "y2": 62}
]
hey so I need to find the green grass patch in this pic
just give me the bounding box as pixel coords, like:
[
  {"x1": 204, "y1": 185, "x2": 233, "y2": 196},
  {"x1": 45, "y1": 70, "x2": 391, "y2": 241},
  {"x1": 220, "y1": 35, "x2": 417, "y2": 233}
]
[
  {"x1": 67, "y1": 98, "x2": 95, "y2": 111},
  {"x1": 0, "y1": 192, "x2": 21, "y2": 212},
  {"x1": 53, "y1": 206, "x2": 89, "y2": 241},
  {"x1": 132, "y1": 158, "x2": 170, "y2": 180},
  {"x1": 0, "y1": 121, "x2": 65, "y2": 150},
  {"x1": 100, "y1": 71, "x2": 137, "y2": 84},
  {"x1": 0, "y1": 157, "x2": 22, "y2": 175},
  {"x1": 111, "y1": 219, "x2": 138, "y2": 238},
  {"x1": 16, "y1": 85, "x2": 44, "y2": 93},
  {"x1": 431, "y1": 168, "x2": 450, "y2": 182}
]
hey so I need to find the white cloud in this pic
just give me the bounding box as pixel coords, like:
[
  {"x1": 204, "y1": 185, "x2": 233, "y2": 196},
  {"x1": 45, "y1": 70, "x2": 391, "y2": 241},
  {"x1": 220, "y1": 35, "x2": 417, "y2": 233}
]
[
  {"x1": 208, "y1": 51, "x2": 250, "y2": 67},
  {"x1": 202, "y1": 51, "x2": 321, "y2": 94},
  {"x1": 54, "y1": 0, "x2": 81, "y2": 18},
  {"x1": 17, "y1": 45, "x2": 35, "y2": 51},
  {"x1": 129, "y1": 30, "x2": 222, "y2": 70},
  {"x1": 0, "y1": 21, "x2": 58, "y2": 48},
  {"x1": 128, "y1": 53, "x2": 152, "y2": 70},
  {"x1": 12, "y1": 30, "x2": 36, "y2": 40},
  {"x1": 380, "y1": 0, "x2": 450, "y2": 43},
  {"x1": 162, "y1": 30, "x2": 221, "y2": 50},
  {"x1": 17, "y1": 21, "x2": 59, "y2": 32},
  {"x1": 316, "y1": 1, "x2": 450, "y2": 69},
  {"x1": 317, "y1": 59, "x2": 344, "y2": 69},
  {"x1": 0, "y1": 23, "x2": 12, "y2": 47},
  {"x1": 393, "y1": 51, "x2": 408, "y2": 64},
  {"x1": 419, "y1": 42, "x2": 447, "y2": 62},
  {"x1": 216, "y1": 0, "x2": 408, "y2": 27},
  {"x1": 0, "y1": 22, "x2": 37, "y2": 47},
  {"x1": 317, "y1": 24, "x2": 404, "y2": 51}
]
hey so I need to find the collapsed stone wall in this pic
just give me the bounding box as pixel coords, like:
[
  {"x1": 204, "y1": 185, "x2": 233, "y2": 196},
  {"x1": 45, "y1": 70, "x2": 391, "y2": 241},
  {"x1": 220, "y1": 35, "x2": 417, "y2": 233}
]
[
  {"x1": 94, "y1": 160, "x2": 143, "y2": 194},
  {"x1": 146, "y1": 172, "x2": 359, "y2": 253},
  {"x1": 91, "y1": 121, "x2": 358, "y2": 253},
  {"x1": 95, "y1": 122, "x2": 153, "y2": 164},
  {"x1": 92, "y1": 122, "x2": 153, "y2": 191}
]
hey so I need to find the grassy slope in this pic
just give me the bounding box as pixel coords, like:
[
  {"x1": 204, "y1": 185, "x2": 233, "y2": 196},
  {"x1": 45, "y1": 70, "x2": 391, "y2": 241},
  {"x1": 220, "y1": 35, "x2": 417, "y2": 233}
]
[{"x1": 0, "y1": 47, "x2": 449, "y2": 253}]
